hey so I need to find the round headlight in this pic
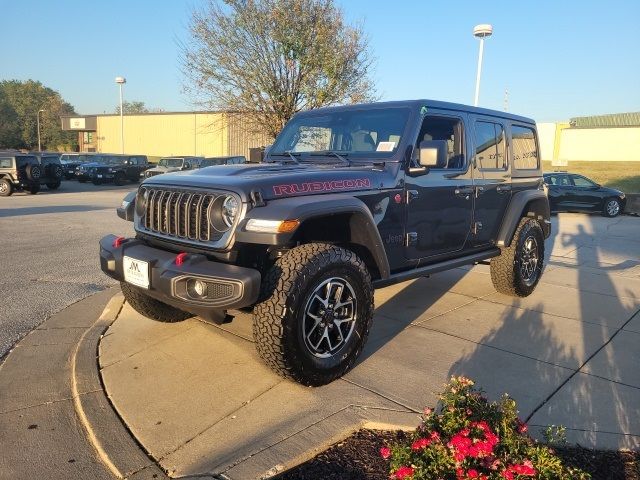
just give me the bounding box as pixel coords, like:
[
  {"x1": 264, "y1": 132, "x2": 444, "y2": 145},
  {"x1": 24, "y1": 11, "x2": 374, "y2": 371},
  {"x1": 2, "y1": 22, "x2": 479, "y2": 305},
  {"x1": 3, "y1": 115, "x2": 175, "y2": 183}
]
[
  {"x1": 209, "y1": 194, "x2": 239, "y2": 233},
  {"x1": 222, "y1": 196, "x2": 238, "y2": 227}
]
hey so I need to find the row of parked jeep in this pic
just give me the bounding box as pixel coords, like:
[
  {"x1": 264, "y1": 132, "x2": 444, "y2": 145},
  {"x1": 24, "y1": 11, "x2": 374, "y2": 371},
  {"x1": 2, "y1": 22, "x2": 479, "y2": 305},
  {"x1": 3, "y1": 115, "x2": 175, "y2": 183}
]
[{"x1": 0, "y1": 151, "x2": 247, "y2": 196}]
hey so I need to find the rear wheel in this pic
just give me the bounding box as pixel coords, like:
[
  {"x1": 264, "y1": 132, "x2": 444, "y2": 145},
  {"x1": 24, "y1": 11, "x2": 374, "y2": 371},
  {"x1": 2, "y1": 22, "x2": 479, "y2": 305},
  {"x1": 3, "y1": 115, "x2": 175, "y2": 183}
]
[
  {"x1": 27, "y1": 184, "x2": 40, "y2": 195},
  {"x1": 0, "y1": 179, "x2": 13, "y2": 197},
  {"x1": 490, "y1": 217, "x2": 545, "y2": 297},
  {"x1": 92, "y1": 178, "x2": 103, "y2": 185},
  {"x1": 253, "y1": 243, "x2": 374, "y2": 386},
  {"x1": 78, "y1": 177, "x2": 87, "y2": 183},
  {"x1": 46, "y1": 181, "x2": 61, "y2": 190},
  {"x1": 120, "y1": 282, "x2": 192, "y2": 322},
  {"x1": 603, "y1": 198, "x2": 621, "y2": 217},
  {"x1": 114, "y1": 172, "x2": 127, "y2": 186}
]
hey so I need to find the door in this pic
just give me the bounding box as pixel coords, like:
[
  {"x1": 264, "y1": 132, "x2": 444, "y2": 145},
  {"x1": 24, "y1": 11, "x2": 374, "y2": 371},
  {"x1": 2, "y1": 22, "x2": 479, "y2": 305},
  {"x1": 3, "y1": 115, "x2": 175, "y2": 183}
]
[
  {"x1": 469, "y1": 119, "x2": 512, "y2": 246},
  {"x1": 569, "y1": 174, "x2": 600, "y2": 209},
  {"x1": 544, "y1": 173, "x2": 571, "y2": 210},
  {"x1": 404, "y1": 113, "x2": 474, "y2": 260}
]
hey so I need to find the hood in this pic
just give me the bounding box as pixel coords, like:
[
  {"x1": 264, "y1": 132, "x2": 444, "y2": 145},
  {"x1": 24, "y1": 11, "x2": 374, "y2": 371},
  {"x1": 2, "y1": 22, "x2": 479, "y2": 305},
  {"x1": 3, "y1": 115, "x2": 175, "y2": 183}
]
[
  {"x1": 147, "y1": 166, "x2": 181, "y2": 173},
  {"x1": 600, "y1": 185, "x2": 625, "y2": 197},
  {"x1": 142, "y1": 162, "x2": 398, "y2": 201}
]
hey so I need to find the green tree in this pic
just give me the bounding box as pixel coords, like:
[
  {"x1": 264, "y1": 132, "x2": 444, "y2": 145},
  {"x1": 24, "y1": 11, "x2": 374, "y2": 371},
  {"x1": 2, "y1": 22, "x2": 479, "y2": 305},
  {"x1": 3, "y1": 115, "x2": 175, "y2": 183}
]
[
  {"x1": 181, "y1": 0, "x2": 377, "y2": 138},
  {"x1": 0, "y1": 80, "x2": 77, "y2": 150},
  {"x1": 115, "y1": 100, "x2": 149, "y2": 114},
  {"x1": 0, "y1": 90, "x2": 20, "y2": 148}
]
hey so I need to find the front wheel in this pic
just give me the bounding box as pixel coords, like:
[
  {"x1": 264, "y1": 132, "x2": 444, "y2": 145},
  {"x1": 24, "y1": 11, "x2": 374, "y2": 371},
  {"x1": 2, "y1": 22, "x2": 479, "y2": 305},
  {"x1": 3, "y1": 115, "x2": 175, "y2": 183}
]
[
  {"x1": 27, "y1": 184, "x2": 40, "y2": 195},
  {"x1": 46, "y1": 181, "x2": 61, "y2": 190},
  {"x1": 603, "y1": 198, "x2": 621, "y2": 217},
  {"x1": 114, "y1": 172, "x2": 127, "y2": 186},
  {"x1": 490, "y1": 217, "x2": 545, "y2": 297},
  {"x1": 253, "y1": 243, "x2": 374, "y2": 386},
  {"x1": 120, "y1": 282, "x2": 192, "y2": 322},
  {"x1": 0, "y1": 178, "x2": 13, "y2": 197}
]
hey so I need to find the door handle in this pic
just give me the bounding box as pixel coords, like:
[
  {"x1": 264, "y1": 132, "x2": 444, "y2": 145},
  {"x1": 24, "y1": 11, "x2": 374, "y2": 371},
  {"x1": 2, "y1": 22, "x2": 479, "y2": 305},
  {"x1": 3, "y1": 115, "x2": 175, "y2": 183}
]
[
  {"x1": 455, "y1": 187, "x2": 474, "y2": 199},
  {"x1": 496, "y1": 184, "x2": 512, "y2": 193}
]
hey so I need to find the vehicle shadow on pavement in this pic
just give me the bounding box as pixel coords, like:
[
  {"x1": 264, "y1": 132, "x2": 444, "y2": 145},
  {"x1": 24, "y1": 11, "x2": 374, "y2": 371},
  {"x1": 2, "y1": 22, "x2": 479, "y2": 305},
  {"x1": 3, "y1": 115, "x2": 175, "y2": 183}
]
[
  {"x1": 0, "y1": 205, "x2": 111, "y2": 217},
  {"x1": 448, "y1": 216, "x2": 640, "y2": 449}
]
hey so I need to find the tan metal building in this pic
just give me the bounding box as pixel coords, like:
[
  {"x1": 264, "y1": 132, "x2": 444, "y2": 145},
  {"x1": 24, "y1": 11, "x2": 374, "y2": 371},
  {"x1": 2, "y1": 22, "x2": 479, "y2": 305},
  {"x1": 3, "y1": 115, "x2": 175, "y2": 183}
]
[{"x1": 61, "y1": 111, "x2": 271, "y2": 160}]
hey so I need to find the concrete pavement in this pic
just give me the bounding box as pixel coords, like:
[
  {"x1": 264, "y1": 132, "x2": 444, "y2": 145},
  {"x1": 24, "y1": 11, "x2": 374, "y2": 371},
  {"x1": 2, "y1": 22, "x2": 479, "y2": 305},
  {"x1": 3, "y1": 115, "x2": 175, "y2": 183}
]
[
  {"x1": 97, "y1": 213, "x2": 640, "y2": 478},
  {"x1": 1, "y1": 212, "x2": 638, "y2": 479}
]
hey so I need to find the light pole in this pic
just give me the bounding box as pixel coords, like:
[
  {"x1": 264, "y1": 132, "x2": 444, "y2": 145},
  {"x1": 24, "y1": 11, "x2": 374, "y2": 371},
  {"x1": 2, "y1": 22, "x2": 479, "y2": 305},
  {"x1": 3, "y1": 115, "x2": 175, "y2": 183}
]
[
  {"x1": 115, "y1": 76, "x2": 126, "y2": 153},
  {"x1": 473, "y1": 24, "x2": 493, "y2": 107},
  {"x1": 37, "y1": 109, "x2": 45, "y2": 151}
]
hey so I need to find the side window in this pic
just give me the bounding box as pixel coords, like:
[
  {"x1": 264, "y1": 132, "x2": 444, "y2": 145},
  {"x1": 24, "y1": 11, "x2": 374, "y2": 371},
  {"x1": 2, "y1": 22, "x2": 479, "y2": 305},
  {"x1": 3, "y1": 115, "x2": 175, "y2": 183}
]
[
  {"x1": 0, "y1": 157, "x2": 12, "y2": 168},
  {"x1": 474, "y1": 121, "x2": 506, "y2": 170},
  {"x1": 415, "y1": 116, "x2": 466, "y2": 169},
  {"x1": 511, "y1": 125, "x2": 539, "y2": 170},
  {"x1": 572, "y1": 175, "x2": 595, "y2": 187},
  {"x1": 128, "y1": 157, "x2": 138, "y2": 165}
]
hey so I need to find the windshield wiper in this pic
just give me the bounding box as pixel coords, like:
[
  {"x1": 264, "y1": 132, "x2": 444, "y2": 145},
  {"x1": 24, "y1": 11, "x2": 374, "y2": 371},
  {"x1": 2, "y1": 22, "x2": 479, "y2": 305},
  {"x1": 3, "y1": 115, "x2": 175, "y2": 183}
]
[
  {"x1": 308, "y1": 151, "x2": 351, "y2": 166},
  {"x1": 267, "y1": 151, "x2": 300, "y2": 164}
]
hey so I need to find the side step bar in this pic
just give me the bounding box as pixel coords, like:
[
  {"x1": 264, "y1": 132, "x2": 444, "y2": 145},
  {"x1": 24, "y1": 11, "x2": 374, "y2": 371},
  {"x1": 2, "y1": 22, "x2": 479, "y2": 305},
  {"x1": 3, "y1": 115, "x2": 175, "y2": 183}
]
[{"x1": 372, "y1": 248, "x2": 500, "y2": 289}]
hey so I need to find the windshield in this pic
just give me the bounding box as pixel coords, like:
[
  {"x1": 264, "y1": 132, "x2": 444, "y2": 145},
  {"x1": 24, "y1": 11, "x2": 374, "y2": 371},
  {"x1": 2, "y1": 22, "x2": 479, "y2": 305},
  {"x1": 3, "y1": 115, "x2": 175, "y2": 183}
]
[
  {"x1": 159, "y1": 158, "x2": 184, "y2": 168},
  {"x1": 270, "y1": 107, "x2": 410, "y2": 160},
  {"x1": 200, "y1": 158, "x2": 226, "y2": 167}
]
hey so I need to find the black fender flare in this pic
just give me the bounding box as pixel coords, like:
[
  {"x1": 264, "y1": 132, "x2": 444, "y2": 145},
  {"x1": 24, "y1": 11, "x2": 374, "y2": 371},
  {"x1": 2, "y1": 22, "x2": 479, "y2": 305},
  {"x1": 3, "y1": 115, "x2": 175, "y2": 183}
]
[
  {"x1": 235, "y1": 194, "x2": 390, "y2": 279},
  {"x1": 496, "y1": 189, "x2": 551, "y2": 247}
]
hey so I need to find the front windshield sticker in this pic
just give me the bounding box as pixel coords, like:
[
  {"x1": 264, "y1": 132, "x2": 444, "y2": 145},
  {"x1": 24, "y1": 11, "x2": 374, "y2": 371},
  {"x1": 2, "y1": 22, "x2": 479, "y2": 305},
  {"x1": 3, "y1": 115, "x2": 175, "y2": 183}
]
[
  {"x1": 376, "y1": 141, "x2": 396, "y2": 152},
  {"x1": 273, "y1": 178, "x2": 371, "y2": 196}
]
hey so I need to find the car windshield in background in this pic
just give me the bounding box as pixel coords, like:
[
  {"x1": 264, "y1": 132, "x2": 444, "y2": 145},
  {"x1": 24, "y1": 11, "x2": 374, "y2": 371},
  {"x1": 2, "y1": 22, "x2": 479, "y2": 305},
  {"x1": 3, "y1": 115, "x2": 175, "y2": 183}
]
[
  {"x1": 159, "y1": 158, "x2": 183, "y2": 168},
  {"x1": 200, "y1": 158, "x2": 233, "y2": 167},
  {"x1": 270, "y1": 107, "x2": 411, "y2": 160}
]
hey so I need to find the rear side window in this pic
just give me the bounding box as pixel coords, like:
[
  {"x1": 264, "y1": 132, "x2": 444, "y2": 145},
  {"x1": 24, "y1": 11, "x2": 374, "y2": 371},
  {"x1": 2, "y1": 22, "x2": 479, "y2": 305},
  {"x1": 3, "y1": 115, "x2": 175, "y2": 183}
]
[
  {"x1": 0, "y1": 157, "x2": 11, "y2": 168},
  {"x1": 511, "y1": 125, "x2": 539, "y2": 170},
  {"x1": 474, "y1": 121, "x2": 506, "y2": 170}
]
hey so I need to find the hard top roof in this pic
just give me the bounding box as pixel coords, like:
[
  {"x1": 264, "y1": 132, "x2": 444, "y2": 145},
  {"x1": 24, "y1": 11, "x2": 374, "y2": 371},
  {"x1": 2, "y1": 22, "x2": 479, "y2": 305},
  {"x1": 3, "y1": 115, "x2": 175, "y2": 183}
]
[{"x1": 294, "y1": 99, "x2": 535, "y2": 125}]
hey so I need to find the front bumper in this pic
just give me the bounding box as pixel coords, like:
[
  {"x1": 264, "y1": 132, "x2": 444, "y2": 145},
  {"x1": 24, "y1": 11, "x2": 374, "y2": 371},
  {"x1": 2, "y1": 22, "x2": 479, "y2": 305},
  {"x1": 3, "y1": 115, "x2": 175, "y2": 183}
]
[{"x1": 99, "y1": 234, "x2": 261, "y2": 323}]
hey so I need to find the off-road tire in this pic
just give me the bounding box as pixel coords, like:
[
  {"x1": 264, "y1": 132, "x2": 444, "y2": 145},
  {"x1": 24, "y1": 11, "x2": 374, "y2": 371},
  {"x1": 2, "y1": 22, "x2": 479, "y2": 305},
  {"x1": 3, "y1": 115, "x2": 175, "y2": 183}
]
[
  {"x1": 0, "y1": 178, "x2": 12, "y2": 197},
  {"x1": 603, "y1": 197, "x2": 621, "y2": 218},
  {"x1": 26, "y1": 164, "x2": 41, "y2": 181},
  {"x1": 253, "y1": 243, "x2": 374, "y2": 386},
  {"x1": 490, "y1": 217, "x2": 545, "y2": 297},
  {"x1": 27, "y1": 184, "x2": 40, "y2": 195},
  {"x1": 92, "y1": 178, "x2": 103, "y2": 185},
  {"x1": 78, "y1": 177, "x2": 87, "y2": 183},
  {"x1": 114, "y1": 172, "x2": 127, "y2": 186},
  {"x1": 46, "y1": 181, "x2": 61, "y2": 190},
  {"x1": 120, "y1": 282, "x2": 192, "y2": 322}
]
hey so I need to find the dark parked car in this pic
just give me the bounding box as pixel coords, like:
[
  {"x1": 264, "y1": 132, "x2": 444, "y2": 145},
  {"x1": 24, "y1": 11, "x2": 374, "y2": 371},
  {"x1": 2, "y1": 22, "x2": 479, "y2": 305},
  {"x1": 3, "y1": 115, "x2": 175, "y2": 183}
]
[
  {"x1": 60, "y1": 153, "x2": 93, "y2": 180},
  {"x1": 0, "y1": 151, "x2": 42, "y2": 195},
  {"x1": 543, "y1": 172, "x2": 626, "y2": 217},
  {"x1": 87, "y1": 155, "x2": 150, "y2": 185},
  {"x1": 101, "y1": 99, "x2": 551, "y2": 385},
  {"x1": 143, "y1": 156, "x2": 203, "y2": 179},
  {"x1": 198, "y1": 155, "x2": 246, "y2": 167}
]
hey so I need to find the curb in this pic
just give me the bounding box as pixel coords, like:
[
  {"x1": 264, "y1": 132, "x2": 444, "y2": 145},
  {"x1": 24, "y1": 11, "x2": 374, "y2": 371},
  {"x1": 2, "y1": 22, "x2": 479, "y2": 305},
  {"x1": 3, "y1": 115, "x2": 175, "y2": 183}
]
[{"x1": 72, "y1": 293, "x2": 169, "y2": 480}]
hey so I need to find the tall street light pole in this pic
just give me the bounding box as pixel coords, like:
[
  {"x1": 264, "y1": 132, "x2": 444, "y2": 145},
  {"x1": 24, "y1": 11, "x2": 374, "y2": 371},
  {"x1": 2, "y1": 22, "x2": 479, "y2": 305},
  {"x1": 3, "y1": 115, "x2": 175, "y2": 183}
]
[
  {"x1": 473, "y1": 24, "x2": 493, "y2": 107},
  {"x1": 115, "y1": 76, "x2": 126, "y2": 154},
  {"x1": 37, "y1": 109, "x2": 45, "y2": 151}
]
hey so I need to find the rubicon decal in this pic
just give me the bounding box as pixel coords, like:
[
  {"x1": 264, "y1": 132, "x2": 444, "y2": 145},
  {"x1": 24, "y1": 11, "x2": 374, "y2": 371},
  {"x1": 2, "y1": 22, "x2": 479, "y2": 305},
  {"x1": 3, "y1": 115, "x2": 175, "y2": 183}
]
[{"x1": 273, "y1": 178, "x2": 371, "y2": 196}]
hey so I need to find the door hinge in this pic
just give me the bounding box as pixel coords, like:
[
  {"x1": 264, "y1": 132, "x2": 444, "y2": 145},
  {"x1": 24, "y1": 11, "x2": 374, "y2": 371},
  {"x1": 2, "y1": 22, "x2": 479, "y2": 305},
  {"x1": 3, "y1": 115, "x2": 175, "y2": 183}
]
[
  {"x1": 472, "y1": 222, "x2": 483, "y2": 235},
  {"x1": 406, "y1": 190, "x2": 419, "y2": 203},
  {"x1": 406, "y1": 232, "x2": 418, "y2": 246}
]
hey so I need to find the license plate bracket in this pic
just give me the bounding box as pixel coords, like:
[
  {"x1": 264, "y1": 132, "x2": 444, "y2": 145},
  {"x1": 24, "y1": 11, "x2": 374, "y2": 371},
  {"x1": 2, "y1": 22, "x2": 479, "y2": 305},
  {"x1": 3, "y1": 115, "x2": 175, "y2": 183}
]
[{"x1": 123, "y1": 256, "x2": 150, "y2": 289}]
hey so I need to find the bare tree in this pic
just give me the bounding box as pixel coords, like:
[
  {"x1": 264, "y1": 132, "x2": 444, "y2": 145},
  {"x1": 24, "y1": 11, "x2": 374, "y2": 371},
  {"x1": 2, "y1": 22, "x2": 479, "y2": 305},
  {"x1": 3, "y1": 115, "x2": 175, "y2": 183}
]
[{"x1": 181, "y1": 0, "x2": 377, "y2": 139}]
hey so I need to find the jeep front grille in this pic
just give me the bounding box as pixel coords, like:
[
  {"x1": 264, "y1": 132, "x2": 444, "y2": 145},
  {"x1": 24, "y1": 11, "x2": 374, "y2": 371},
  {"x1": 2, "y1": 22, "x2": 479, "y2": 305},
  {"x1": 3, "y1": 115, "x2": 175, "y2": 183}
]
[{"x1": 138, "y1": 186, "x2": 226, "y2": 244}]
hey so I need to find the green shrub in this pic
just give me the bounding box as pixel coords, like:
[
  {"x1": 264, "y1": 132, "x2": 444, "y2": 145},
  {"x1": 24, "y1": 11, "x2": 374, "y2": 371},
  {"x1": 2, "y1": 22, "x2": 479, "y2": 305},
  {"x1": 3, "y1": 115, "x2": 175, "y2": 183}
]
[{"x1": 381, "y1": 377, "x2": 590, "y2": 480}]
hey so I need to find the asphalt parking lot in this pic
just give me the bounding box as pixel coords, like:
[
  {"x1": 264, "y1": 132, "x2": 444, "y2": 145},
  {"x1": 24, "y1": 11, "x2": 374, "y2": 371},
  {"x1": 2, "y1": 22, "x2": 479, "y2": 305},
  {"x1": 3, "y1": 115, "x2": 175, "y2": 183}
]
[{"x1": 0, "y1": 181, "x2": 135, "y2": 358}]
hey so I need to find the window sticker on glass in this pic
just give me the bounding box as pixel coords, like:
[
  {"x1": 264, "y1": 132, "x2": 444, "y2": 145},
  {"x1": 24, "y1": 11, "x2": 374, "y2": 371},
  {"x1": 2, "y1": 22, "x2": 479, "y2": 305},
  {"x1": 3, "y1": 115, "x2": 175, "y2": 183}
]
[{"x1": 376, "y1": 141, "x2": 396, "y2": 152}]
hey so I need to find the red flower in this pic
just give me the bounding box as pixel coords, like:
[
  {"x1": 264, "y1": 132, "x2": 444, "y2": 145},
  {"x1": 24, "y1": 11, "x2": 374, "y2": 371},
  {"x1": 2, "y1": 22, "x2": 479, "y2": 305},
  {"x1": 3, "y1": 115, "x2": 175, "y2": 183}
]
[
  {"x1": 467, "y1": 469, "x2": 480, "y2": 478},
  {"x1": 517, "y1": 418, "x2": 529, "y2": 434},
  {"x1": 502, "y1": 462, "x2": 536, "y2": 478},
  {"x1": 411, "y1": 437, "x2": 431, "y2": 450},
  {"x1": 393, "y1": 466, "x2": 415, "y2": 479},
  {"x1": 380, "y1": 447, "x2": 391, "y2": 459}
]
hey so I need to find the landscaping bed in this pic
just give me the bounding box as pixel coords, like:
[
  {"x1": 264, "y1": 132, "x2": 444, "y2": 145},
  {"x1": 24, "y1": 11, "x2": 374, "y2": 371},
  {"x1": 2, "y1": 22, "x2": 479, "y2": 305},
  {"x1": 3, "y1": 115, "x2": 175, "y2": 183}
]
[{"x1": 278, "y1": 429, "x2": 639, "y2": 480}]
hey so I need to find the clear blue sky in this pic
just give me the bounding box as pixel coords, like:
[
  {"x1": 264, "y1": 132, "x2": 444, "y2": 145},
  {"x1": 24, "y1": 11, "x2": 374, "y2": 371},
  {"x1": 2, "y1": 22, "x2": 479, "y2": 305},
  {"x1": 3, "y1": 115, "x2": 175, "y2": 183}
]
[{"x1": 2, "y1": 0, "x2": 639, "y2": 122}]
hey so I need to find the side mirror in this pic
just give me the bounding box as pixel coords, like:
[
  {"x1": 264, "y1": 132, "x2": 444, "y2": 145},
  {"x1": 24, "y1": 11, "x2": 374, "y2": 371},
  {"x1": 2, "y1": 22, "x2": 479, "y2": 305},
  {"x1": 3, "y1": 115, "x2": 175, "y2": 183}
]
[{"x1": 418, "y1": 140, "x2": 448, "y2": 168}]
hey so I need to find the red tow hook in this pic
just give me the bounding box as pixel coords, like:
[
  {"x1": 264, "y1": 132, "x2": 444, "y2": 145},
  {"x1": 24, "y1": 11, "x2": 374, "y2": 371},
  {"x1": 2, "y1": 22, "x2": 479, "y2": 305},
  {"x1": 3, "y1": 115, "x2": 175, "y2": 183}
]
[
  {"x1": 175, "y1": 252, "x2": 188, "y2": 266},
  {"x1": 112, "y1": 236, "x2": 126, "y2": 248}
]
